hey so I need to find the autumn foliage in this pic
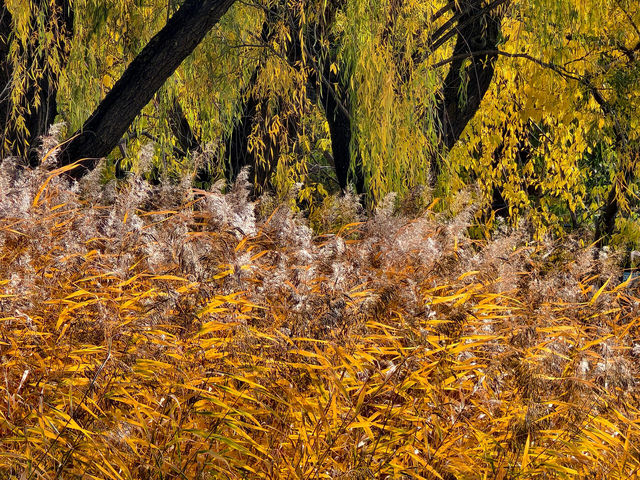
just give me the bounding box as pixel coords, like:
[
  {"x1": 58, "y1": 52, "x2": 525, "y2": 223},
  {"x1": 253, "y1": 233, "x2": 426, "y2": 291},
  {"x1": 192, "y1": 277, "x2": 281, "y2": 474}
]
[{"x1": 1, "y1": 155, "x2": 640, "y2": 479}]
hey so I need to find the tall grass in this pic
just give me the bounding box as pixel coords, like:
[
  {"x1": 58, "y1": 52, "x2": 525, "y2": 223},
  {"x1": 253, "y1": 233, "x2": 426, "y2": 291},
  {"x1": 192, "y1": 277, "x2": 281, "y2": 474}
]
[{"x1": 0, "y1": 153, "x2": 639, "y2": 478}]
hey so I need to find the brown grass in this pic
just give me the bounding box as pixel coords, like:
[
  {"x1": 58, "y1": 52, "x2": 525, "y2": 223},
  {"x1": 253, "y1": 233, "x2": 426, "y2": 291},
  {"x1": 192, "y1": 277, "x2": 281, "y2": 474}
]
[{"x1": 1, "y1": 159, "x2": 639, "y2": 479}]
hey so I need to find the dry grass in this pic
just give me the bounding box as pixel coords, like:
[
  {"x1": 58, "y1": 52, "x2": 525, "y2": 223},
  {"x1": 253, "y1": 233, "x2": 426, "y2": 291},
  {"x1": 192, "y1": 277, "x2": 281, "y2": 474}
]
[{"x1": 1, "y1": 158, "x2": 640, "y2": 479}]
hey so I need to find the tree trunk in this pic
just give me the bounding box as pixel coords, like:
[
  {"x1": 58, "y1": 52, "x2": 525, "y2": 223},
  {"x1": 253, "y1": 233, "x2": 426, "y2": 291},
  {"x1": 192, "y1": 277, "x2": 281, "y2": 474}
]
[
  {"x1": 58, "y1": 0, "x2": 236, "y2": 179},
  {"x1": 26, "y1": 0, "x2": 73, "y2": 167},
  {"x1": 307, "y1": 0, "x2": 364, "y2": 194},
  {"x1": 168, "y1": 98, "x2": 200, "y2": 154},
  {"x1": 434, "y1": 0, "x2": 503, "y2": 180},
  {"x1": 594, "y1": 149, "x2": 637, "y2": 247},
  {"x1": 317, "y1": 58, "x2": 363, "y2": 194},
  {"x1": 225, "y1": 68, "x2": 263, "y2": 183},
  {"x1": 225, "y1": 0, "x2": 364, "y2": 195},
  {"x1": 0, "y1": 5, "x2": 12, "y2": 150},
  {"x1": 223, "y1": 7, "x2": 284, "y2": 189},
  {"x1": 594, "y1": 182, "x2": 619, "y2": 247}
]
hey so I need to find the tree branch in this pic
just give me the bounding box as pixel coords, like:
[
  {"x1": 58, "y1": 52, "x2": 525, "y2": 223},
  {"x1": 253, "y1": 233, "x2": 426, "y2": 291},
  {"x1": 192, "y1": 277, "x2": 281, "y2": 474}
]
[
  {"x1": 431, "y1": 49, "x2": 582, "y2": 81},
  {"x1": 421, "y1": 0, "x2": 510, "y2": 63}
]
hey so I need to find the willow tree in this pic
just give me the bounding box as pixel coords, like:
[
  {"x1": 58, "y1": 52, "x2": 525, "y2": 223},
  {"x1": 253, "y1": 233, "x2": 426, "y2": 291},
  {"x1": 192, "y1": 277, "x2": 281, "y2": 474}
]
[
  {"x1": 1, "y1": 0, "x2": 73, "y2": 166},
  {"x1": 221, "y1": 4, "x2": 305, "y2": 191},
  {"x1": 304, "y1": 0, "x2": 505, "y2": 197},
  {"x1": 5, "y1": 0, "x2": 637, "y2": 246},
  {"x1": 446, "y1": 0, "x2": 640, "y2": 241},
  {"x1": 222, "y1": 0, "x2": 507, "y2": 199},
  {"x1": 21, "y1": 0, "x2": 507, "y2": 204},
  {"x1": 52, "y1": 0, "x2": 300, "y2": 188},
  {"x1": 222, "y1": 9, "x2": 280, "y2": 184},
  {"x1": 57, "y1": 0, "x2": 237, "y2": 178},
  {"x1": 206, "y1": 0, "x2": 363, "y2": 197},
  {"x1": 432, "y1": 0, "x2": 505, "y2": 180}
]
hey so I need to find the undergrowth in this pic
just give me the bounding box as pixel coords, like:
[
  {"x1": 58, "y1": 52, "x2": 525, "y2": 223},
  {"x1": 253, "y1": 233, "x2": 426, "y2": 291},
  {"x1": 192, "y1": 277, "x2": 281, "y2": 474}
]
[{"x1": 1, "y1": 154, "x2": 640, "y2": 479}]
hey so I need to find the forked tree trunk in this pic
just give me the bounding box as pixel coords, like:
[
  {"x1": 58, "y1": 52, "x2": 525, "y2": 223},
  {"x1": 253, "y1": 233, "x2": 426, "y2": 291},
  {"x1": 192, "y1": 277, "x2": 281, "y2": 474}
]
[
  {"x1": 58, "y1": 0, "x2": 236, "y2": 178},
  {"x1": 225, "y1": 67, "x2": 263, "y2": 183},
  {"x1": 434, "y1": 0, "x2": 504, "y2": 181},
  {"x1": 223, "y1": 6, "x2": 294, "y2": 191}
]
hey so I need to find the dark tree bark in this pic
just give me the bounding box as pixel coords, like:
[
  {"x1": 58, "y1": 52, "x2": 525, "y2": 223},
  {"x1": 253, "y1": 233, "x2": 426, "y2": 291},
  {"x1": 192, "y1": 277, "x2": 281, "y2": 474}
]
[
  {"x1": 168, "y1": 98, "x2": 201, "y2": 154},
  {"x1": 0, "y1": 5, "x2": 12, "y2": 146},
  {"x1": 225, "y1": 67, "x2": 263, "y2": 183},
  {"x1": 222, "y1": 6, "x2": 308, "y2": 194},
  {"x1": 226, "y1": 0, "x2": 364, "y2": 195},
  {"x1": 434, "y1": 0, "x2": 504, "y2": 181},
  {"x1": 114, "y1": 97, "x2": 201, "y2": 180},
  {"x1": 316, "y1": 57, "x2": 364, "y2": 193},
  {"x1": 168, "y1": 97, "x2": 217, "y2": 185},
  {"x1": 307, "y1": 0, "x2": 364, "y2": 194},
  {"x1": 594, "y1": 150, "x2": 637, "y2": 247},
  {"x1": 487, "y1": 125, "x2": 534, "y2": 218},
  {"x1": 58, "y1": 0, "x2": 236, "y2": 179},
  {"x1": 223, "y1": 0, "x2": 364, "y2": 195},
  {"x1": 594, "y1": 181, "x2": 620, "y2": 247},
  {"x1": 223, "y1": 72, "x2": 295, "y2": 192},
  {"x1": 222, "y1": 6, "x2": 285, "y2": 189},
  {"x1": 26, "y1": 0, "x2": 73, "y2": 167},
  {"x1": 1, "y1": 1, "x2": 73, "y2": 165},
  {"x1": 588, "y1": 76, "x2": 636, "y2": 247},
  {"x1": 489, "y1": 134, "x2": 509, "y2": 217}
]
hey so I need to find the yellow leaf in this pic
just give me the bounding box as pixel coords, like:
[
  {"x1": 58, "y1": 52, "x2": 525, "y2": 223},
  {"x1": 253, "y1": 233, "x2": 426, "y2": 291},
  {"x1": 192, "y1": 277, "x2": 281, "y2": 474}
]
[
  {"x1": 589, "y1": 277, "x2": 610, "y2": 305},
  {"x1": 522, "y1": 433, "x2": 531, "y2": 470}
]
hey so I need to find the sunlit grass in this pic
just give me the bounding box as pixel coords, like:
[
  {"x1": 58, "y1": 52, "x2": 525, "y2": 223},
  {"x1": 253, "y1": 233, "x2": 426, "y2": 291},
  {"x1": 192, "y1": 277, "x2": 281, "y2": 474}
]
[{"x1": 1, "y1": 161, "x2": 639, "y2": 479}]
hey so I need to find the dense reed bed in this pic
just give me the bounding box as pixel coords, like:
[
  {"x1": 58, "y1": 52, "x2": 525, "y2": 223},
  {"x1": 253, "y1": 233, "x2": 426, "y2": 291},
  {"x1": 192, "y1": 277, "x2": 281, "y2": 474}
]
[{"x1": 1, "y1": 157, "x2": 639, "y2": 479}]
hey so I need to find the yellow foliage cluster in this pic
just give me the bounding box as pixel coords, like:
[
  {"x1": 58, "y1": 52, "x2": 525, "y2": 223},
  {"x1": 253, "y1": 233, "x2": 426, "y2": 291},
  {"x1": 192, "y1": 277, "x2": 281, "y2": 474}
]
[
  {"x1": 1, "y1": 169, "x2": 640, "y2": 478},
  {"x1": 449, "y1": 0, "x2": 640, "y2": 233}
]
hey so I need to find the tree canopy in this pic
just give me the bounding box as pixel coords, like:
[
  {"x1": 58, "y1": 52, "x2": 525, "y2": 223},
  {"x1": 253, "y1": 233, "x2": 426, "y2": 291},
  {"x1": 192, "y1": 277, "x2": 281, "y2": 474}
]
[{"x1": 1, "y1": 0, "x2": 639, "y2": 243}]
